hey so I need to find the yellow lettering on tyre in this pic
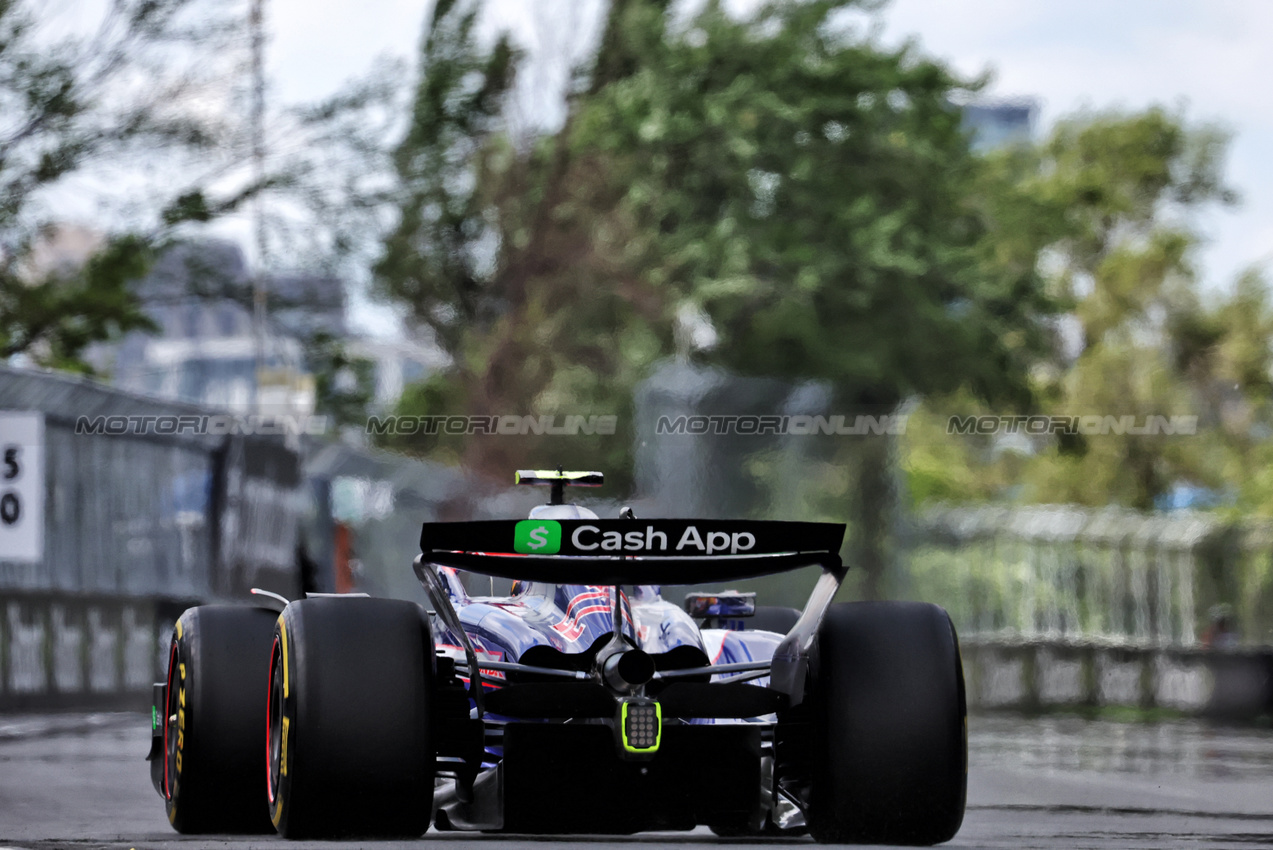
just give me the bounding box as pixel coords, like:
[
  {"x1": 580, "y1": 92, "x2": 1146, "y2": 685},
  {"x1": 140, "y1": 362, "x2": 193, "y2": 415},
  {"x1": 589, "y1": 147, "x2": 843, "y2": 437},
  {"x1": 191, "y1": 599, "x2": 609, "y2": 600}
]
[
  {"x1": 176, "y1": 663, "x2": 187, "y2": 774},
  {"x1": 280, "y1": 716, "x2": 289, "y2": 776},
  {"x1": 272, "y1": 617, "x2": 291, "y2": 831},
  {"x1": 277, "y1": 616, "x2": 289, "y2": 698}
]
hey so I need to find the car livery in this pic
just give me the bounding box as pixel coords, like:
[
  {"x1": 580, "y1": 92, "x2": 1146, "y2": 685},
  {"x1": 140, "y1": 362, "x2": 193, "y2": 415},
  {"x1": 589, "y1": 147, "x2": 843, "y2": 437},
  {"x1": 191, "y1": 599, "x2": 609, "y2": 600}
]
[{"x1": 148, "y1": 469, "x2": 968, "y2": 844}]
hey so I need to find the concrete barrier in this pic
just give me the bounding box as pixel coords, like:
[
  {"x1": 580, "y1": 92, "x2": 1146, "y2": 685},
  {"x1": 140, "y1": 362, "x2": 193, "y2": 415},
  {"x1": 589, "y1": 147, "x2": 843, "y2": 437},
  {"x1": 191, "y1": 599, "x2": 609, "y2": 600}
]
[
  {"x1": 8, "y1": 591, "x2": 1268, "y2": 718},
  {"x1": 0, "y1": 592, "x2": 196, "y2": 712},
  {"x1": 961, "y1": 636, "x2": 1273, "y2": 720}
]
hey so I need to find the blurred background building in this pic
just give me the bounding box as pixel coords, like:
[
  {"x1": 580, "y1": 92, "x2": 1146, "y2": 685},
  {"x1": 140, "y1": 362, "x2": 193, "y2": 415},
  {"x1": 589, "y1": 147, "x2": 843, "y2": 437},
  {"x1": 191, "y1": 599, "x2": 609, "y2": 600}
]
[
  {"x1": 61, "y1": 237, "x2": 447, "y2": 415},
  {"x1": 962, "y1": 98, "x2": 1039, "y2": 152}
]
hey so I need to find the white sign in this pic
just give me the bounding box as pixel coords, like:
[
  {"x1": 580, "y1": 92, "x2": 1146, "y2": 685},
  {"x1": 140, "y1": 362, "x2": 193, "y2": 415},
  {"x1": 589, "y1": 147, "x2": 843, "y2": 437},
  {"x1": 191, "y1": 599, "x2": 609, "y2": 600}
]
[{"x1": 0, "y1": 411, "x2": 45, "y2": 562}]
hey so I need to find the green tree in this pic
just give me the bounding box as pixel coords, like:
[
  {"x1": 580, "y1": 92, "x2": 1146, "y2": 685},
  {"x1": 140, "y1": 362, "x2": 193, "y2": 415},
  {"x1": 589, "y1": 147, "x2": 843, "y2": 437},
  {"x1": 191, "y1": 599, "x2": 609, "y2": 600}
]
[
  {"x1": 374, "y1": 0, "x2": 1067, "y2": 589},
  {"x1": 308, "y1": 332, "x2": 378, "y2": 430},
  {"x1": 0, "y1": 235, "x2": 157, "y2": 369},
  {"x1": 566, "y1": 0, "x2": 1057, "y2": 593},
  {"x1": 579, "y1": 2, "x2": 1050, "y2": 405},
  {"x1": 1172, "y1": 268, "x2": 1273, "y2": 516},
  {"x1": 1012, "y1": 110, "x2": 1236, "y2": 509},
  {"x1": 903, "y1": 109, "x2": 1244, "y2": 512},
  {"x1": 374, "y1": 0, "x2": 517, "y2": 356},
  {"x1": 374, "y1": 0, "x2": 671, "y2": 488},
  {"x1": 0, "y1": 0, "x2": 246, "y2": 370}
]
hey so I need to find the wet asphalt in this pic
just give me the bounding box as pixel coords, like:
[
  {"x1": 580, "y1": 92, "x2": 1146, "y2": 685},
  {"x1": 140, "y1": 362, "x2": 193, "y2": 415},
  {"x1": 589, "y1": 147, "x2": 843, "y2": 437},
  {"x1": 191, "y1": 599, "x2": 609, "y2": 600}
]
[{"x1": 1, "y1": 712, "x2": 1272, "y2": 849}]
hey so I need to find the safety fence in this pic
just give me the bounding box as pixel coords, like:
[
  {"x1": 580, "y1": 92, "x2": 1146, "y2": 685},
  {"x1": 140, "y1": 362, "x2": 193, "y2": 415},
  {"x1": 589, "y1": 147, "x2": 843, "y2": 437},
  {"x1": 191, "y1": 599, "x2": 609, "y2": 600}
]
[
  {"x1": 907, "y1": 505, "x2": 1273, "y2": 648},
  {"x1": 905, "y1": 505, "x2": 1273, "y2": 719},
  {"x1": 0, "y1": 367, "x2": 305, "y2": 710},
  {"x1": 10, "y1": 360, "x2": 1273, "y2": 716}
]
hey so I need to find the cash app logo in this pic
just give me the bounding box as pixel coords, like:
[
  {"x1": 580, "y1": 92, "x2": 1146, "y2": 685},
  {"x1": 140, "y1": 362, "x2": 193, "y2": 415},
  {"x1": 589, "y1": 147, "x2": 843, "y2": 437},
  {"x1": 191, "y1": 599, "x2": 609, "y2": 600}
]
[{"x1": 514, "y1": 520, "x2": 561, "y2": 554}]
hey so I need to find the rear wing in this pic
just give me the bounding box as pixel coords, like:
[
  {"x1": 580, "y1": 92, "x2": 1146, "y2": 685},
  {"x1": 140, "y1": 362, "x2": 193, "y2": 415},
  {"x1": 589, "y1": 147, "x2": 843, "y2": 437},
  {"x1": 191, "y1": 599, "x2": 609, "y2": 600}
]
[
  {"x1": 416, "y1": 517, "x2": 848, "y2": 711},
  {"x1": 418, "y1": 519, "x2": 845, "y2": 584}
]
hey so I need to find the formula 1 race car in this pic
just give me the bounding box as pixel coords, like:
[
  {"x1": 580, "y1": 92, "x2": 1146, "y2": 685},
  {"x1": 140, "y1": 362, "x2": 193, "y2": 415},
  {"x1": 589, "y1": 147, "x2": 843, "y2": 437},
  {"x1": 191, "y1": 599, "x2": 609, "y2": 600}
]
[{"x1": 148, "y1": 470, "x2": 966, "y2": 844}]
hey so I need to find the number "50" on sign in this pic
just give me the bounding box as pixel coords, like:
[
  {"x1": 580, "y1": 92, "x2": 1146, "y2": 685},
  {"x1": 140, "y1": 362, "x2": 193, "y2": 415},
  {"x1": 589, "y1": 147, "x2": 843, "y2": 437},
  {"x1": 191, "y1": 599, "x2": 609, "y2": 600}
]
[{"x1": 0, "y1": 412, "x2": 43, "y2": 561}]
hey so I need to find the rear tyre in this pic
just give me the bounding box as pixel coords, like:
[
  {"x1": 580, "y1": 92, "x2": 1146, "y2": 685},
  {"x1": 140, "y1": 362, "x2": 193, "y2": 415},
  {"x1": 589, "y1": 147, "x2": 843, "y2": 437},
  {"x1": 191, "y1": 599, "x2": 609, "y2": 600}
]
[
  {"x1": 805, "y1": 602, "x2": 966, "y2": 845},
  {"x1": 267, "y1": 597, "x2": 435, "y2": 838},
  {"x1": 162, "y1": 605, "x2": 277, "y2": 834}
]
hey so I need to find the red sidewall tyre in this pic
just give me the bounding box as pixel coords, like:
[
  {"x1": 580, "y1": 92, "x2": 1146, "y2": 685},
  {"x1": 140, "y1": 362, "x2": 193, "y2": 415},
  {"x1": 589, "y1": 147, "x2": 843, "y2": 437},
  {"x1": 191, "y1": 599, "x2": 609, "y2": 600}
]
[{"x1": 163, "y1": 605, "x2": 277, "y2": 834}]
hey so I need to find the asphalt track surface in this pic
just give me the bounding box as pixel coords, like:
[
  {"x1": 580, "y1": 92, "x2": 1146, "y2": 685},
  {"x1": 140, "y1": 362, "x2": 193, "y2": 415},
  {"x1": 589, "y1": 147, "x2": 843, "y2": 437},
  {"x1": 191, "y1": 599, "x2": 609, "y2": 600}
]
[{"x1": 2, "y1": 713, "x2": 1273, "y2": 850}]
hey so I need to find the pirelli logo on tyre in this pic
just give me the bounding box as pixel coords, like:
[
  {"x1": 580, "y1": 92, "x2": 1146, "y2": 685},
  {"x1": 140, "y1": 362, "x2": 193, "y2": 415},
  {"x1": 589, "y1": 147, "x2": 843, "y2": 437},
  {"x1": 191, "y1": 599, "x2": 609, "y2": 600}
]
[{"x1": 514, "y1": 520, "x2": 561, "y2": 554}]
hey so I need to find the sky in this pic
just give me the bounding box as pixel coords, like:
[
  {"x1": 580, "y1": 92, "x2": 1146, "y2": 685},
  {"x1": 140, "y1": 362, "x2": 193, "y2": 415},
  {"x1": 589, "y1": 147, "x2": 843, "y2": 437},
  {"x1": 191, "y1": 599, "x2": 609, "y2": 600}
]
[
  {"x1": 876, "y1": 0, "x2": 1273, "y2": 293},
  {"x1": 59, "y1": 0, "x2": 1271, "y2": 335}
]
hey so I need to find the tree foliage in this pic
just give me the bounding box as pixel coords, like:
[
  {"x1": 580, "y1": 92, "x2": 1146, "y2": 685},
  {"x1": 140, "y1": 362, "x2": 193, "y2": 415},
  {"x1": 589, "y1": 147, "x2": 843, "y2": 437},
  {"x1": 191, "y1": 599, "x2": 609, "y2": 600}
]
[
  {"x1": 575, "y1": 1, "x2": 1052, "y2": 409},
  {"x1": 374, "y1": 0, "x2": 673, "y2": 486},
  {"x1": 308, "y1": 331, "x2": 378, "y2": 429},
  {"x1": 373, "y1": 0, "x2": 1272, "y2": 553},
  {"x1": 375, "y1": 0, "x2": 1059, "y2": 511},
  {"x1": 0, "y1": 234, "x2": 157, "y2": 368},
  {"x1": 902, "y1": 109, "x2": 1253, "y2": 512},
  {"x1": 374, "y1": 0, "x2": 518, "y2": 354},
  {"x1": 0, "y1": 0, "x2": 245, "y2": 369}
]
